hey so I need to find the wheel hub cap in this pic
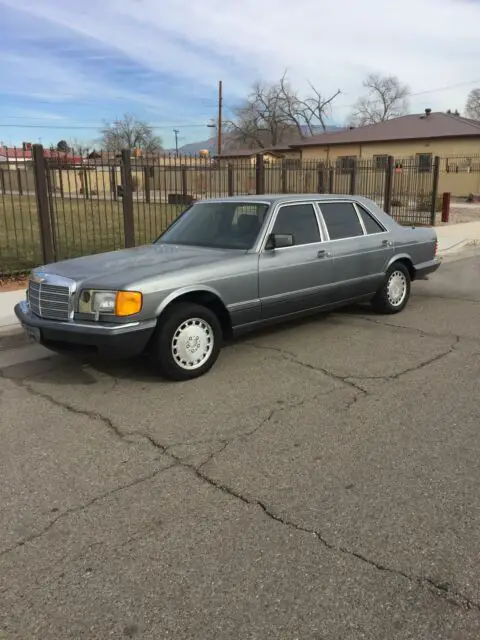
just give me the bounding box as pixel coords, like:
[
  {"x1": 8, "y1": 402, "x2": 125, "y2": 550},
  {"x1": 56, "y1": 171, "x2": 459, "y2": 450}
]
[
  {"x1": 171, "y1": 318, "x2": 214, "y2": 370},
  {"x1": 387, "y1": 271, "x2": 407, "y2": 306}
]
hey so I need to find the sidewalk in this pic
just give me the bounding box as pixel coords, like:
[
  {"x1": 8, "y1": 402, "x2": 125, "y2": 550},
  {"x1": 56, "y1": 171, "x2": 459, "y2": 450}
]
[
  {"x1": 0, "y1": 289, "x2": 25, "y2": 336},
  {"x1": 1, "y1": 220, "x2": 479, "y2": 337},
  {"x1": 436, "y1": 221, "x2": 480, "y2": 255}
]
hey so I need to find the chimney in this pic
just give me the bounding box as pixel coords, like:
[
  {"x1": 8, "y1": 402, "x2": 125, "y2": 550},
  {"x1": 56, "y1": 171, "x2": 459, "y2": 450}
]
[{"x1": 425, "y1": 108, "x2": 432, "y2": 117}]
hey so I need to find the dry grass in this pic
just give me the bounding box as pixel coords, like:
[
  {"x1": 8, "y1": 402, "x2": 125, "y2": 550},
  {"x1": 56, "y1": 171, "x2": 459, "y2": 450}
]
[{"x1": 0, "y1": 195, "x2": 183, "y2": 274}]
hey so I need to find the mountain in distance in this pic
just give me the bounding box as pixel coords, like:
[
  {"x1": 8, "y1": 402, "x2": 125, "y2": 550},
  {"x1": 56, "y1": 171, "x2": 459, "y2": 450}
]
[{"x1": 168, "y1": 125, "x2": 343, "y2": 155}]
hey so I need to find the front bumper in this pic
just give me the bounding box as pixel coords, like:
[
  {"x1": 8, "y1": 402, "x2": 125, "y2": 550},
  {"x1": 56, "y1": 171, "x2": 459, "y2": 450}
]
[
  {"x1": 414, "y1": 258, "x2": 441, "y2": 280},
  {"x1": 14, "y1": 301, "x2": 157, "y2": 358}
]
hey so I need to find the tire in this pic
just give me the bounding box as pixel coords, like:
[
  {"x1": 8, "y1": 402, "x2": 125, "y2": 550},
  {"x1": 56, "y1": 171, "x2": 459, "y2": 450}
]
[
  {"x1": 371, "y1": 262, "x2": 411, "y2": 314},
  {"x1": 150, "y1": 303, "x2": 222, "y2": 381}
]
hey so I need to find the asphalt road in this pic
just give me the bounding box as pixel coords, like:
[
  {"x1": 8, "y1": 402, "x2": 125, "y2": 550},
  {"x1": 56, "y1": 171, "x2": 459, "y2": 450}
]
[{"x1": 1, "y1": 253, "x2": 480, "y2": 640}]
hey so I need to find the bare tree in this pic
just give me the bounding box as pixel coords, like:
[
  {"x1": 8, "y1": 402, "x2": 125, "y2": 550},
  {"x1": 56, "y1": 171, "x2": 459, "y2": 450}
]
[
  {"x1": 278, "y1": 73, "x2": 340, "y2": 137},
  {"x1": 350, "y1": 74, "x2": 410, "y2": 126},
  {"x1": 100, "y1": 113, "x2": 163, "y2": 152},
  {"x1": 225, "y1": 74, "x2": 341, "y2": 149},
  {"x1": 465, "y1": 88, "x2": 480, "y2": 120}
]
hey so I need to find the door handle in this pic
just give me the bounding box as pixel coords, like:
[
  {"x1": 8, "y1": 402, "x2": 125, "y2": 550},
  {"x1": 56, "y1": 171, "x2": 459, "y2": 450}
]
[
  {"x1": 317, "y1": 249, "x2": 331, "y2": 258},
  {"x1": 382, "y1": 239, "x2": 393, "y2": 247}
]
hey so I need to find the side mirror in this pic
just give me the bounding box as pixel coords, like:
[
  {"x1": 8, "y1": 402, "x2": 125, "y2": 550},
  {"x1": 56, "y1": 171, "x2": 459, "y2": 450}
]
[{"x1": 265, "y1": 233, "x2": 294, "y2": 250}]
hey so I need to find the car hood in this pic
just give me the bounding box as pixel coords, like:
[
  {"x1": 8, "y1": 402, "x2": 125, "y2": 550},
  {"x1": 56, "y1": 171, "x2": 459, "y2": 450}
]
[{"x1": 36, "y1": 243, "x2": 240, "y2": 288}]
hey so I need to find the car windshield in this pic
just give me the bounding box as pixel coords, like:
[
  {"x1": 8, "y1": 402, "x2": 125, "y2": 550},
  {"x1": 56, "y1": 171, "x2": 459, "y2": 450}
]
[{"x1": 157, "y1": 201, "x2": 270, "y2": 250}]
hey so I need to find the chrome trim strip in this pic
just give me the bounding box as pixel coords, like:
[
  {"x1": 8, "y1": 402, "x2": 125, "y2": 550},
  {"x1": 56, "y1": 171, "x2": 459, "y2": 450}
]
[{"x1": 20, "y1": 301, "x2": 156, "y2": 332}]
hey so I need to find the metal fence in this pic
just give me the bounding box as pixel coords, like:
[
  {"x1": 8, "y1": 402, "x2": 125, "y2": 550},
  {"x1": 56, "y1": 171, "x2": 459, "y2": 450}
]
[{"x1": 0, "y1": 145, "x2": 443, "y2": 275}]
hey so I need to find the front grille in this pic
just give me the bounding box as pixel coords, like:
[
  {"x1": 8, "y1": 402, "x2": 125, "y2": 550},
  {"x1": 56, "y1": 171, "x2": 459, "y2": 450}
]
[{"x1": 28, "y1": 281, "x2": 71, "y2": 320}]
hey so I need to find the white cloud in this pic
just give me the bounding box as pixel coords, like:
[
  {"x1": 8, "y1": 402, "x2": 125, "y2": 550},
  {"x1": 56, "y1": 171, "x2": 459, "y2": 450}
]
[{"x1": 2, "y1": 0, "x2": 480, "y2": 121}]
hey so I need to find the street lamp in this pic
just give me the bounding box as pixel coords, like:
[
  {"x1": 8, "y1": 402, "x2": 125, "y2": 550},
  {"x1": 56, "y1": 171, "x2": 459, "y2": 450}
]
[{"x1": 207, "y1": 120, "x2": 217, "y2": 155}]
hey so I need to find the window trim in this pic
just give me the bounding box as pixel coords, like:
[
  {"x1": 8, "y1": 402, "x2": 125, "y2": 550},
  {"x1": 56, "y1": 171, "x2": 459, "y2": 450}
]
[
  {"x1": 259, "y1": 201, "x2": 324, "y2": 252},
  {"x1": 316, "y1": 199, "x2": 367, "y2": 242}
]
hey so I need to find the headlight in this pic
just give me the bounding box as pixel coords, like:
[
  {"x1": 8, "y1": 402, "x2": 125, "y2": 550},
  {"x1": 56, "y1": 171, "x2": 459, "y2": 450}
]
[
  {"x1": 80, "y1": 290, "x2": 143, "y2": 317},
  {"x1": 92, "y1": 291, "x2": 116, "y2": 313}
]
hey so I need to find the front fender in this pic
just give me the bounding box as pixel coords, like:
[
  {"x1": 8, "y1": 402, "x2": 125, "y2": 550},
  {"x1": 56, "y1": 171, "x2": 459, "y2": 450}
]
[{"x1": 154, "y1": 285, "x2": 226, "y2": 317}]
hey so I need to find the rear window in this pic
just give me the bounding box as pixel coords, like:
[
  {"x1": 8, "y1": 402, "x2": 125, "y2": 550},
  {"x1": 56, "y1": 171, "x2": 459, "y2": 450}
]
[{"x1": 319, "y1": 202, "x2": 364, "y2": 240}]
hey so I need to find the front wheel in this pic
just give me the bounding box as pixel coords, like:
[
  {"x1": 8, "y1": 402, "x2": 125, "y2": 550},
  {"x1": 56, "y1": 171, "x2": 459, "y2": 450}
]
[
  {"x1": 371, "y1": 263, "x2": 411, "y2": 314},
  {"x1": 150, "y1": 303, "x2": 222, "y2": 381}
]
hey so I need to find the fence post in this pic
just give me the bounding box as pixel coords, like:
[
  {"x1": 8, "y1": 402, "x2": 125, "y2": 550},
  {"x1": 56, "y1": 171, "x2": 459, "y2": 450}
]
[
  {"x1": 383, "y1": 155, "x2": 394, "y2": 214},
  {"x1": 317, "y1": 164, "x2": 325, "y2": 193},
  {"x1": 144, "y1": 166, "x2": 151, "y2": 203},
  {"x1": 111, "y1": 167, "x2": 117, "y2": 200},
  {"x1": 0, "y1": 169, "x2": 5, "y2": 193},
  {"x1": 349, "y1": 161, "x2": 357, "y2": 195},
  {"x1": 328, "y1": 167, "x2": 334, "y2": 193},
  {"x1": 121, "y1": 149, "x2": 135, "y2": 248},
  {"x1": 441, "y1": 192, "x2": 451, "y2": 223},
  {"x1": 17, "y1": 168, "x2": 23, "y2": 196},
  {"x1": 255, "y1": 154, "x2": 265, "y2": 195},
  {"x1": 58, "y1": 169, "x2": 64, "y2": 198},
  {"x1": 281, "y1": 167, "x2": 287, "y2": 194},
  {"x1": 82, "y1": 168, "x2": 90, "y2": 199},
  {"x1": 181, "y1": 166, "x2": 188, "y2": 201},
  {"x1": 227, "y1": 164, "x2": 234, "y2": 196},
  {"x1": 32, "y1": 144, "x2": 55, "y2": 264},
  {"x1": 430, "y1": 156, "x2": 441, "y2": 226}
]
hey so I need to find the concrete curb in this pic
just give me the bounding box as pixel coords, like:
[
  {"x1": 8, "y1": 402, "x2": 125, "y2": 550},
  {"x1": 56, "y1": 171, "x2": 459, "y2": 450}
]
[
  {"x1": 437, "y1": 239, "x2": 480, "y2": 257},
  {"x1": 0, "y1": 323, "x2": 22, "y2": 338}
]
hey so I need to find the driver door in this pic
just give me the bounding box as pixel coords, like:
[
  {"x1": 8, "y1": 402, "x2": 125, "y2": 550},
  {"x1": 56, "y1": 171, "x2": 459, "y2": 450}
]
[{"x1": 258, "y1": 202, "x2": 334, "y2": 320}]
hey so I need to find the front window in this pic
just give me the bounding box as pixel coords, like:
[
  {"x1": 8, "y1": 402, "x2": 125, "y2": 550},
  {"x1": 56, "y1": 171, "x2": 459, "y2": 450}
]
[
  {"x1": 272, "y1": 204, "x2": 320, "y2": 245},
  {"x1": 157, "y1": 201, "x2": 270, "y2": 250}
]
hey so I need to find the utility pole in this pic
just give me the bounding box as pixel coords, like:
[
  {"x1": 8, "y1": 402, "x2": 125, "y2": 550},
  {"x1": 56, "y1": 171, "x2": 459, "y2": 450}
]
[
  {"x1": 217, "y1": 80, "x2": 223, "y2": 156},
  {"x1": 173, "y1": 129, "x2": 179, "y2": 157}
]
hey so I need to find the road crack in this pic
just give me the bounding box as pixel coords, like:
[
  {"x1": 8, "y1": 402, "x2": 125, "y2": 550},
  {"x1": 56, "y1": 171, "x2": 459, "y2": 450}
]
[
  {"x1": 4, "y1": 364, "x2": 478, "y2": 614},
  {"x1": 247, "y1": 335, "x2": 459, "y2": 386},
  {"x1": 0, "y1": 462, "x2": 177, "y2": 558},
  {"x1": 244, "y1": 341, "x2": 368, "y2": 395}
]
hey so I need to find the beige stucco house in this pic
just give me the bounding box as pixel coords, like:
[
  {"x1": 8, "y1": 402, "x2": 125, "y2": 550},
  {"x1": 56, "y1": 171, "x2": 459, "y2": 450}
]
[
  {"x1": 291, "y1": 111, "x2": 480, "y2": 162},
  {"x1": 290, "y1": 111, "x2": 480, "y2": 196}
]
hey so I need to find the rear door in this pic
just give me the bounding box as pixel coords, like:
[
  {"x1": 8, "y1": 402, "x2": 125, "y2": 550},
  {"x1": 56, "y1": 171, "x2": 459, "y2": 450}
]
[
  {"x1": 259, "y1": 202, "x2": 334, "y2": 319},
  {"x1": 317, "y1": 200, "x2": 394, "y2": 302}
]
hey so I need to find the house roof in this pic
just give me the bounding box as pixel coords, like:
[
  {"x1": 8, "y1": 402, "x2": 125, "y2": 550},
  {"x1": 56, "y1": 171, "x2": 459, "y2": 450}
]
[
  {"x1": 291, "y1": 112, "x2": 480, "y2": 147},
  {"x1": 0, "y1": 147, "x2": 83, "y2": 163},
  {"x1": 214, "y1": 149, "x2": 284, "y2": 159}
]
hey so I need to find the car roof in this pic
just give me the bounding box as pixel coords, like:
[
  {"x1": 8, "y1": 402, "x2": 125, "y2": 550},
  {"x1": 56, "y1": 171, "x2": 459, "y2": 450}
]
[{"x1": 202, "y1": 194, "x2": 374, "y2": 206}]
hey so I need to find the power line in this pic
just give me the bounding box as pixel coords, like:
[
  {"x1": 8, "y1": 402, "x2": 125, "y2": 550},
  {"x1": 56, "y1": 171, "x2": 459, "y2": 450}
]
[
  {"x1": 0, "y1": 122, "x2": 212, "y2": 130},
  {"x1": 1, "y1": 78, "x2": 478, "y2": 131}
]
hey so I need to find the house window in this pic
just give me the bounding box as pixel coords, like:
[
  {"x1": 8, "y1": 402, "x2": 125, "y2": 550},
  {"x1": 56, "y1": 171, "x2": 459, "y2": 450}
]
[
  {"x1": 374, "y1": 155, "x2": 388, "y2": 171},
  {"x1": 337, "y1": 156, "x2": 356, "y2": 174},
  {"x1": 417, "y1": 153, "x2": 432, "y2": 173},
  {"x1": 282, "y1": 158, "x2": 301, "y2": 169}
]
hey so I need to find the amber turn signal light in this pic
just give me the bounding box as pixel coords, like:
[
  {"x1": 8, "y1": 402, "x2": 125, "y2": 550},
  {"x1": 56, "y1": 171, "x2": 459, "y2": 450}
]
[{"x1": 115, "y1": 291, "x2": 143, "y2": 316}]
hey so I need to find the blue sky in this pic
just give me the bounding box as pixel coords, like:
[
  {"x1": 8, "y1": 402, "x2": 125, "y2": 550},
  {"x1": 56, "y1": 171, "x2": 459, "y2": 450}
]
[{"x1": 1, "y1": 0, "x2": 480, "y2": 150}]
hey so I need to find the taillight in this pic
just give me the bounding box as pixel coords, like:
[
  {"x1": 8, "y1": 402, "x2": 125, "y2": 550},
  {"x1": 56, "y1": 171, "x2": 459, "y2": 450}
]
[{"x1": 434, "y1": 240, "x2": 438, "y2": 256}]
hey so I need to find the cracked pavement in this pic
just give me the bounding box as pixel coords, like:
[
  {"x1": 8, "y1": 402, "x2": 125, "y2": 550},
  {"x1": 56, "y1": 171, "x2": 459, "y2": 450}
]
[{"x1": 1, "y1": 254, "x2": 480, "y2": 639}]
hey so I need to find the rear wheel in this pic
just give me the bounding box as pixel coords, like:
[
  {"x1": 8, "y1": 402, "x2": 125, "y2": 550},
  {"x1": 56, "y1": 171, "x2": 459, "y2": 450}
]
[
  {"x1": 371, "y1": 262, "x2": 411, "y2": 314},
  {"x1": 150, "y1": 303, "x2": 222, "y2": 381}
]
